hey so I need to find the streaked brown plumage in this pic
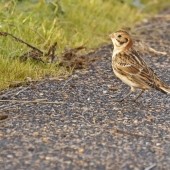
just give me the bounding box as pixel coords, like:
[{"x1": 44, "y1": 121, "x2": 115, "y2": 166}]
[{"x1": 110, "y1": 30, "x2": 170, "y2": 101}]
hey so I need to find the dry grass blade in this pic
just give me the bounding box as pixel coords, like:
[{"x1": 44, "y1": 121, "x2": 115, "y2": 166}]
[
  {"x1": 131, "y1": 18, "x2": 170, "y2": 57},
  {"x1": 147, "y1": 46, "x2": 167, "y2": 55},
  {"x1": 154, "y1": 14, "x2": 170, "y2": 19},
  {"x1": 134, "y1": 41, "x2": 167, "y2": 56},
  {"x1": 8, "y1": 79, "x2": 38, "y2": 88},
  {"x1": 144, "y1": 163, "x2": 157, "y2": 170},
  {"x1": 0, "y1": 99, "x2": 64, "y2": 104},
  {"x1": 115, "y1": 128, "x2": 148, "y2": 138},
  {"x1": 45, "y1": 42, "x2": 58, "y2": 63}
]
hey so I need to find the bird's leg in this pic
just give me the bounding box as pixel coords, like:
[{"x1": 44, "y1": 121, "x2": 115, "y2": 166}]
[
  {"x1": 113, "y1": 87, "x2": 133, "y2": 102},
  {"x1": 133, "y1": 90, "x2": 144, "y2": 102}
]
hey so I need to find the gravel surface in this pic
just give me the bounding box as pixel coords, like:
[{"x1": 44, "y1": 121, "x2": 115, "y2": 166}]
[{"x1": 0, "y1": 13, "x2": 170, "y2": 170}]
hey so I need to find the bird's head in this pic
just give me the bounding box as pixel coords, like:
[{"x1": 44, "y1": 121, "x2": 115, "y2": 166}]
[{"x1": 109, "y1": 30, "x2": 133, "y2": 53}]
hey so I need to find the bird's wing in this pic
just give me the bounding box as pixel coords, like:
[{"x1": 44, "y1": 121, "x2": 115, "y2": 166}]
[{"x1": 114, "y1": 49, "x2": 156, "y2": 85}]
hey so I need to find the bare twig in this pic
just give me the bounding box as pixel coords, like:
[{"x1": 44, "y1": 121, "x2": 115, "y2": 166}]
[
  {"x1": 0, "y1": 31, "x2": 45, "y2": 62},
  {"x1": 0, "y1": 99, "x2": 64, "y2": 104},
  {"x1": 0, "y1": 31, "x2": 43, "y2": 54}
]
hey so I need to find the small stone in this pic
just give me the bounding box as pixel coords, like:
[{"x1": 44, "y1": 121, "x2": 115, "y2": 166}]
[
  {"x1": 28, "y1": 147, "x2": 34, "y2": 152},
  {"x1": 133, "y1": 119, "x2": 138, "y2": 124},
  {"x1": 103, "y1": 90, "x2": 107, "y2": 94},
  {"x1": 78, "y1": 148, "x2": 84, "y2": 154},
  {"x1": 7, "y1": 155, "x2": 13, "y2": 158},
  {"x1": 33, "y1": 132, "x2": 39, "y2": 137},
  {"x1": 42, "y1": 137, "x2": 49, "y2": 143},
  {"x1": 156, "y1": 143, "x2": 161, "y2": 146}
]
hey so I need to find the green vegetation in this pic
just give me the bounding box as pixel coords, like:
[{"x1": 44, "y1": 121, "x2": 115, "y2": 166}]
[{"x1": 0, "y1": 0, "x2": 169, "y2": 90}]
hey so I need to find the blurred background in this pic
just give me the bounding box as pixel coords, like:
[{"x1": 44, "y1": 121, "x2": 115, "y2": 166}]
[{"x1": 0, "y1": 0, "x2": 169, "y2": 89}]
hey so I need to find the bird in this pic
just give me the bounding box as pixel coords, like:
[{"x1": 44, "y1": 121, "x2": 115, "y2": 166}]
[{"x1": 109, "y1": 30, "x2": 170, "y2": 102}]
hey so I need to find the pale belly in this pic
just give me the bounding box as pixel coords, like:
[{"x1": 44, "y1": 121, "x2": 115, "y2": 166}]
[{"x1": 113, "y1": 69, "x2": 139, "y2": 88}]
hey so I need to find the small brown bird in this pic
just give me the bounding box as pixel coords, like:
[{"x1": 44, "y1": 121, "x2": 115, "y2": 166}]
[{"x1": 110, "y1": 30, "x2": 170, "y2": 101}]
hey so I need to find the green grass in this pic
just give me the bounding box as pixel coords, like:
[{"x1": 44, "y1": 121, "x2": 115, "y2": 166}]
[{"x1": 0, "y1": 0, "x2": 169, "y2": 90}]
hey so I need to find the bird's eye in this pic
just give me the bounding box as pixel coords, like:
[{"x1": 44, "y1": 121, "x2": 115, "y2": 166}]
[{"x1": 118, "y1": 35, "x2": 121, "y2": 38}]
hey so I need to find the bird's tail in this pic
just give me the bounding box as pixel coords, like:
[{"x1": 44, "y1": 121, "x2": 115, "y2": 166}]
[
  {"x1": 159, "y1": 84, "x2": 170, "y2": 94},
  {"x1": 156, "y1": 80, "x2": 170, "y2": 94}
]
